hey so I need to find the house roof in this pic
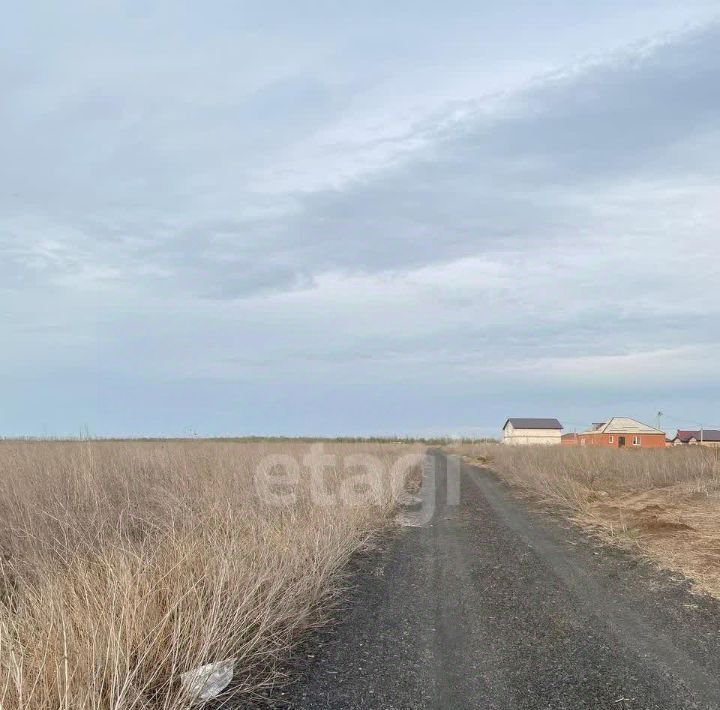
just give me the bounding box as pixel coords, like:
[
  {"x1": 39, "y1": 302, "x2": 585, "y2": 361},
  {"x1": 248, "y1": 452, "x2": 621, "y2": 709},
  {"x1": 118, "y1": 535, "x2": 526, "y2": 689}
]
[
  {"x1": 582, "y1": 417, "x2": 664, "y2": 435},
  {"x1": 693, "y1": 430, "x2": 720, "y2": 442},
  {"x1": 504, "y1": 418, "x2": 563, "y2": 430},
  {"x1": 675, "y1": 429, "x2": 720, "y2": 442}
]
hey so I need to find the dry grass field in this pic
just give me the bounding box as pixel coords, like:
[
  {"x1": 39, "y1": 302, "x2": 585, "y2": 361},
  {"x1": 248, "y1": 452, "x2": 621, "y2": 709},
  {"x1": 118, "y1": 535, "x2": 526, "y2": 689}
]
[
  {"x1": 451, "y1": 443, "x2": 720, "y2": 597},
  {"x1": 0, "y1": 439, "x2": 423, "y2": 709}
]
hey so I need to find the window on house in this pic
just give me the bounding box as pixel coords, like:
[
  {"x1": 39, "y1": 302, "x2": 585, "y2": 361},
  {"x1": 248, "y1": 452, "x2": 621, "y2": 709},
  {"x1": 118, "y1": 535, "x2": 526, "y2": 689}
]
[
  {"x1": 609, "y1": 436, "x2": 614, "y2": 444},
  {"x1": 632, "y1": 436, "x2": 640, "y2": 446}
]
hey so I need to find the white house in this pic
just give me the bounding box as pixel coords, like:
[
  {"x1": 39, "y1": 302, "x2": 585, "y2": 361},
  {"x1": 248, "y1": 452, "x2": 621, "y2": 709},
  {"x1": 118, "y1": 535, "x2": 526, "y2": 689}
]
[{"x1": 502, "y1": 418, "x2": 563, "y2": 446}]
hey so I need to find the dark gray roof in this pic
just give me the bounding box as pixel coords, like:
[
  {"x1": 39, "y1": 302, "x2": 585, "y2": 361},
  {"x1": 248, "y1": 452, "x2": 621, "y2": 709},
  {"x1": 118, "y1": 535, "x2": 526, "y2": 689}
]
[
  {"x1": 504, "y1": 418, "x2": 563, "y2": 430},
  {"x1": 691, "y1": 430, "x2": 720, "y2": 442},
  {"x1": 673, "y1": 429, "x2": 720, "y2": 442}
]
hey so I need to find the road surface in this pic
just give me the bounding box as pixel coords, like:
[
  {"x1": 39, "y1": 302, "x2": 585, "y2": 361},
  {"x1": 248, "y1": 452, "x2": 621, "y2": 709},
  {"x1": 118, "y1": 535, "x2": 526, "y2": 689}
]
[{"x1": 274, "y1": 450, "x2": 720, "y2": 709}]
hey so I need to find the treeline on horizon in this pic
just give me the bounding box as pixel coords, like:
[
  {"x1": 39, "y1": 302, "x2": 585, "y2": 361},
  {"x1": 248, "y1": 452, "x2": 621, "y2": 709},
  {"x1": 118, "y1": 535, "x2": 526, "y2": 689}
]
[{"x1": 0, "y1": 434, "x2": 500, "y2": 444}]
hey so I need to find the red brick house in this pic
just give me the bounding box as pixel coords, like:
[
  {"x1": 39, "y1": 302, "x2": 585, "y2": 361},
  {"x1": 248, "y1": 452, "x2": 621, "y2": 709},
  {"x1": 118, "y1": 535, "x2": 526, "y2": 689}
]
[{"x1": 576, "y1": 418, "x2": 666, "y2": 449}]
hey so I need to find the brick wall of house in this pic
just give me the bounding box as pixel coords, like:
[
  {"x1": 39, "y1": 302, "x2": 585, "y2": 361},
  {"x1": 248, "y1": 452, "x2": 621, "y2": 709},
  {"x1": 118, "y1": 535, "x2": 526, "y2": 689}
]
[{"x1": 577, "y1": 432, "x2": 666, "y2": 449}]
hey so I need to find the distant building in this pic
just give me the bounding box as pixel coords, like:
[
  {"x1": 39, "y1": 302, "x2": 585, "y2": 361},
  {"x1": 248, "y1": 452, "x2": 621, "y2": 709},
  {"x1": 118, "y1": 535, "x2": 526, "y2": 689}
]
[
  {"x1": 561, "y1": 433, "x2": 579, "y2": 446},
  {"x1": 502, "y1": 418, "x2": 563, "y2": 446},
  {"x1": 671, "y1": 430, "x2": 720, "y2": 448},
  {"x1": 672, "y1": 430, "x2": 698, "y2": 445},
  {"x1": 576, "y1": 418, "x2": 666, "y2": 449}
]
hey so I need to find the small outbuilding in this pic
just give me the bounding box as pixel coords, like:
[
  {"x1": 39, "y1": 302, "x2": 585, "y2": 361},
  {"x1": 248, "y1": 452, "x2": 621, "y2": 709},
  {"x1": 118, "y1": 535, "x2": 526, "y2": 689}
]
[
  {"x1": 561, "y1": 433, "x2": 579, "y2": 446},
  {"x1": 502, "y1": 418, "x2": 563, "y2": 446}
]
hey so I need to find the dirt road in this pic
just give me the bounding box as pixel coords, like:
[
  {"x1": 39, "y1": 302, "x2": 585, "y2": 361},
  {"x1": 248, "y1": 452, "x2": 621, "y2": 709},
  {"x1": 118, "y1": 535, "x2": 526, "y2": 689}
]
[{"x1": 276, "y1": 451, "x2": 720, "y2": 709}]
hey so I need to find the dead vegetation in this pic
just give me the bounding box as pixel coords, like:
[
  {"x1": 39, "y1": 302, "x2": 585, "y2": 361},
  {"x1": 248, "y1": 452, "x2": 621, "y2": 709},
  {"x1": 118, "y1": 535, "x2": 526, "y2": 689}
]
[
  {"x1": 452, "y1": 443, "x2": 720, "y2": 597},
  {"x1": 0, "y1": 439, "x2": 422, "y2": 709}
]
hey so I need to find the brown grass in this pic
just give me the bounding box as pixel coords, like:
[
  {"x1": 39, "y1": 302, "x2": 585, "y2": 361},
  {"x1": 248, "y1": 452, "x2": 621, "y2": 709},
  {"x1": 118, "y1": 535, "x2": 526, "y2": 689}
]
[
  {"x1": 451, "y1": 443, "x2": 720, "y2": 597},
  {"x1": 0, "y1": 440, "x2": 423, "y2": 709}
]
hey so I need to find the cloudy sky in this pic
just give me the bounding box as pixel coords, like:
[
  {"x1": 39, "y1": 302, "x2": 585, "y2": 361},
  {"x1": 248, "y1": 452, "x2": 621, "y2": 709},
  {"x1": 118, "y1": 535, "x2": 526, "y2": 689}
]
[{"x1": 2, "y1": 1, "x2": 720, "y2": 437}]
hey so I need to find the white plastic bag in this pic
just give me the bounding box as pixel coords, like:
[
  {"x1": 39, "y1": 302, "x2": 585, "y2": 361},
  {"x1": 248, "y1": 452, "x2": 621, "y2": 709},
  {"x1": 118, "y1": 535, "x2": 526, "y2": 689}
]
[{"x1": 180, "y1": 658, "x2": 235, "y2": 703}]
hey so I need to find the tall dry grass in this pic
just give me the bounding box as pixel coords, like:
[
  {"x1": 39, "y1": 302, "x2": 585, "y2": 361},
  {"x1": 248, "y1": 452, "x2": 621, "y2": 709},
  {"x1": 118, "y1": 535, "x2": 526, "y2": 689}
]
[
  {"x1": 454, "y1": 443, "x2": 720, "y2": 596},
  {"x1": 0, "y1": 440, "x2": 422, "y2": 709},
  {"x1": 474, "y1": 444, "x2": 720, "y2": 506}
]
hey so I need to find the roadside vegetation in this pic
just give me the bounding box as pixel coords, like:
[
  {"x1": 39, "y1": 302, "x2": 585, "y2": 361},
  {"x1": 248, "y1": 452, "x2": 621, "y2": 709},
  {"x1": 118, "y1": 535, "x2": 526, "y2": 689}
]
[
  {"x1": 451, "y1": 443, "x2": 720, "y2": 597},
  {"x1": 0, "y1": 439, "x2": 422, "y2": 709}
]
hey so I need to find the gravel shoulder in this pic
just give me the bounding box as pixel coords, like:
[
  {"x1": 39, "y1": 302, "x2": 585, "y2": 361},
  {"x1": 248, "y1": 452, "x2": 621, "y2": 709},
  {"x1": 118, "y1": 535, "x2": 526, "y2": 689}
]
[{"x1": 269, "y1": 451, "x2": 720, "y2": 709}]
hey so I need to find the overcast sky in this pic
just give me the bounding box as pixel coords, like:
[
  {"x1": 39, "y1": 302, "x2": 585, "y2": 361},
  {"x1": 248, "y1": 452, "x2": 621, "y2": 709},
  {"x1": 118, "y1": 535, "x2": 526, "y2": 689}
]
[{"x1": 2, "y1": 2, "x2": 720, "y2": 437}]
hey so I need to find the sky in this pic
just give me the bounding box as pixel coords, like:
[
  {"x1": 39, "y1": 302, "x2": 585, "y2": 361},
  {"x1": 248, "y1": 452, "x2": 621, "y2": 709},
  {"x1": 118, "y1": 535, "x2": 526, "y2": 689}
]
[{"x1": 2, "y1": 1, "x2": 720, "y2": 438}]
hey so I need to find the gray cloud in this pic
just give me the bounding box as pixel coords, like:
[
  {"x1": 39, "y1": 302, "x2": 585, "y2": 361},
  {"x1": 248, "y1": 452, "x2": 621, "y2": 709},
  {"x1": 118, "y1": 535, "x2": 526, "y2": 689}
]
[
  {"x1": 268, "y1": 23, "x2": 720, "y2": 281},
  {"x1": 2, "y1": 18, "x2": 718, "y2": 300},
  {"x1": 23, "y1": 19, "x2": 716, "y2": 301}
]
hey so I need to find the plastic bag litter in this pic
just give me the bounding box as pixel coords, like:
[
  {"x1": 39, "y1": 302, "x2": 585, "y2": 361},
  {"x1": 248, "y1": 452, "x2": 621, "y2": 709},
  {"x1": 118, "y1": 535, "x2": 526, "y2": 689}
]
[{"x1": 180, "y1": 658, "x2": 235, "y2": 703}]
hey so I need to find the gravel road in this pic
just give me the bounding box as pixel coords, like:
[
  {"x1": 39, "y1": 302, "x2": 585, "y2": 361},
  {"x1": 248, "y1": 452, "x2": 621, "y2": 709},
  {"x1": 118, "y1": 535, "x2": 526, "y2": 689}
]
[{"x1": 273, "y1": 450, "x2": 720, "y2": 709}]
